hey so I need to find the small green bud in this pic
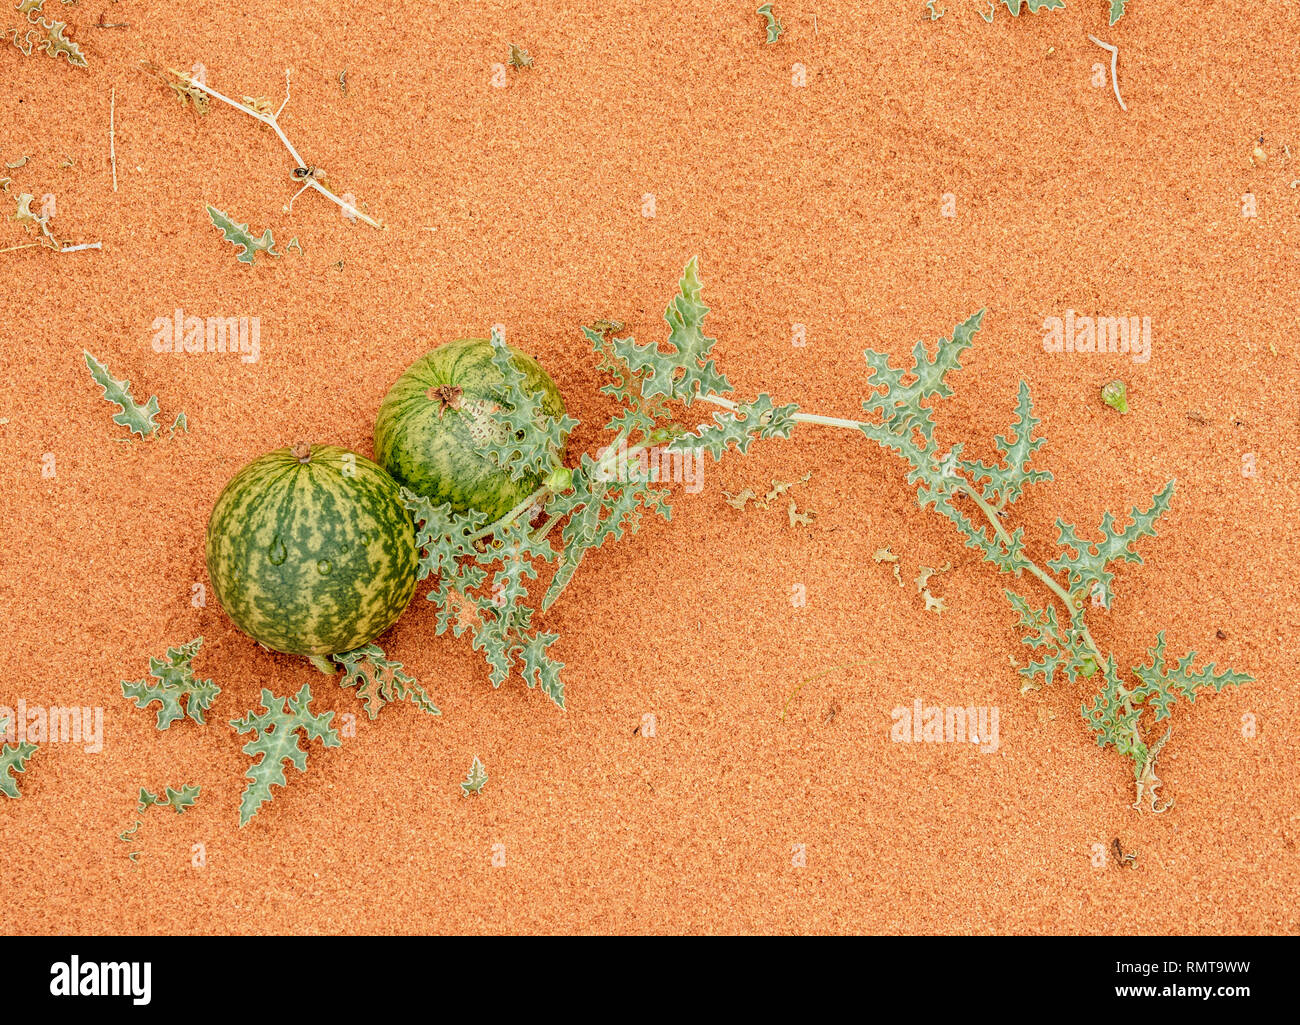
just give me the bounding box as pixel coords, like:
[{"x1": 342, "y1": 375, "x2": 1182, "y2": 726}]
[
  {"x1": 545, "y1": 466, "x2": 573, "y2": 492},
  {"x1": 1101, "y1": 380, "x2": 1129, "y2": 414}
]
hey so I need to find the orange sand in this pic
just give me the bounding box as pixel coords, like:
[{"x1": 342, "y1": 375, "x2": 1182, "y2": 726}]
[{"x1": 0, "y1": 1, "x2": 1297, "y2": 934}]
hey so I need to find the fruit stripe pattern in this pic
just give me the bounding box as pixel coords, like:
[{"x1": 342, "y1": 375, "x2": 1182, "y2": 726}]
[
  {"x1": 375, "y1": 338, "x2": 574, "y2": 522},
  {"x1": 206, "y1": 445, "x2": 417, "y2": 656}
]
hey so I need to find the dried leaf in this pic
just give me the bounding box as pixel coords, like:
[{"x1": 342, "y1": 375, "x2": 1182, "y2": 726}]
[
  {"x1": 787, "y1": 501, "x2": 815, "y2": 526},
  {"x1": 723, "y1": 488, "x2": 757, "y2": 510}
]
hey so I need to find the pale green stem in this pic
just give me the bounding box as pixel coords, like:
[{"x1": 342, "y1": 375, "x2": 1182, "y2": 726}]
[
  {"x1": 164, "y1": 67, "x2": 384, "y2": 229},
  {"x1": 472, "y1": 429, "x2": 659, "y2": 544},
  {"x1": 695, "y1": 391, "x2": 1144, "y2": 753}
]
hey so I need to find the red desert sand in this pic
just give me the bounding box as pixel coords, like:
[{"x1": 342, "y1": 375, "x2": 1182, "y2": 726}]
[{"x1": 0, "y1": 1, "x2": 1296, "y2": 934}]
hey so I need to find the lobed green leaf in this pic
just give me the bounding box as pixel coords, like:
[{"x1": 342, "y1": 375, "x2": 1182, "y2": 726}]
[
  {"x1": 1048, "y1": 480, "x2": 1175, "y2": 606},
  {"x1": 85, "y1": 350, "x2": 161, "y2": 439},
  {"x1": 120, "y1": 637, "x2": 220, "y2": 729},
  {"x1": 482, "y1": 328, "x2": 578, "y2": 483},
  {"x1": 230, "y1": 685, "x2": 340, "y2": 826},
  {"x1": 0, "y1": 717, "x2": 37, "y2": 800},
  {"x1": 332, "y1": 643, "x2": 440, "y2": 719}
]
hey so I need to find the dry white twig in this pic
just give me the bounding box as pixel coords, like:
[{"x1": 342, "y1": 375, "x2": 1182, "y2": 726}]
[
  {"x1": 0, "y1": 240, "x2": 102, "y2": 255},
  {"x1": 1088, "y1": 34, "x2": 1127, "y2": 112},
  {"x1": 109, "y1": 86, "x2": 118, "y2": 192},
  {"x1": 160, "y1": 65, "x2": 383, "y2": 229}
]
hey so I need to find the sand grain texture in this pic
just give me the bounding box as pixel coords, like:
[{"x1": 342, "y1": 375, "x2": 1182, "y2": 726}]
[{"x1": 0, "y1": 1, "x2": 1296, "y2": 934}]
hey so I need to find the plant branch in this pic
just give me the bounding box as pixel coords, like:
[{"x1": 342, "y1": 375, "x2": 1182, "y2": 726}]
[
  {"x1": 696, "y1": 389, "x2": 1150, "y2": 758},
  {"x1": 155, "y1": 64, "x2": 384, "y2": 229}
]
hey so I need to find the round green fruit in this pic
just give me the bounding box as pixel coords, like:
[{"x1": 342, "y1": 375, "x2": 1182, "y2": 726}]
[
  {"x1": 374, "y1": 338, "x2": 570, "y2": 521},
  {"x1": 205, "y1": 444, "x2": 418, "y2": 656}
]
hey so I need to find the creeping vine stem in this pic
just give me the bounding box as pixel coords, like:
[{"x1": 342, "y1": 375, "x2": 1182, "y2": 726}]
[{"x1": 700, "y1": 391, "x2": 1164, "y2": 806}]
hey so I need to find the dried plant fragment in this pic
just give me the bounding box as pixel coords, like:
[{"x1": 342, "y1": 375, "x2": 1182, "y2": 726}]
[
  {"x1": 787, "y1": 500, "x2": 815, "y2": 526},
  {"x1": 7, "y1": 0, "x2": 87, "y2": 67},
  {"x1": 723, "y1": 488, "x2": 756, "y2": 510}
]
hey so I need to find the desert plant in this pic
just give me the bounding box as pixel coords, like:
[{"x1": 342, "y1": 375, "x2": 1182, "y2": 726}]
[{"x1": 404, "y1": 259, "x2": 1250, "y2": 810}]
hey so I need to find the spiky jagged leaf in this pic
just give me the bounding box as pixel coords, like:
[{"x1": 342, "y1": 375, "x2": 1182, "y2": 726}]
[
  {"x1": 756, "y1": 3, "x2": 784, "y2": 42},
  {"x1": 1109, "y1": 0, "x2": 1127, "y2": 25},
  {"x1": 403, "y1": 489, "x2": 569, "y2": 708},
  {"x1": 861, "y1": 311, "x2": 983, "y2": 447},
  {"x1": 461, "y1": 755, "x2": 488, "y2": 796},
  {"x1": 332, "y1": 643, "x2": 440, "y2": 719},
  {"x1": 1127, "y1": 633, "x2": 1252, "y2": 721},
  {"x1": 1048, "y1": 480, "x2": 1175, "y2": 606},
  {"x1": 468, "y1": 515, "x2": 567, "y2": 705},
  {"x1": 165, "y1": 784, "x2": 201, "y2": 813},
  {"x1": 85, "y1": 350, "x2": 161, "y2": 438},
  {"x1": 138, "y1": 784, "x2": 200, "y2": 814},
  {"x1": 928, "y1": 491, "x2": 1031, "y2": 574},
  {"x1": 0, "y1": 717, "x2": 37, "y2": 800},
  {"x1": 402, "y1": 488, "x2": 489, "y2": 630},
  {"x1": 670, "y1": 393, "x2": 799, "y2": 460},
  {"x1": 9, "y1": 1, "x2": 87, "y2": 67},
  {"x1": 204, "y1": 204, "x2": 279, "y2": 265},
  {"x1": 518, "y1": 630, "x2": 564, "y2": 707},
  {"x1": 230, "y1": 685, "x2": 340, "y2": 827},
  {"x1": 1001, "y1": 0, "x2": 1066, "y2": 14},
  {"x1": 609, "y1": 257, "x2": 732, "y2": 403},
  {"x1": 481, "y1": 327, "x2": 578, "y2": 482},
  {"x1": 472, "y1": 617, "x2": 515, "y2": 688},
  {"x1": 1006, "y1": 589, "x2": 1061, "y2": 651},
  {"x1": 960, "y1": 381, "x2": 1052, "y2": 508},
  {"x1": 1082, "y1": 655, "x2": 1145, "y2": 764},
  {"x1": 588, "y1": 324, "x2": 672, "y2": 439},
  {"x1": 541, "y1": 453, "x2": 671, "y2": 612},
  {"x1": 120, "y1": 637, "x2": 220, "y2": 729},
  {"x1": 1004, "y1": 590, "x2": 1096, "y2": 688}
]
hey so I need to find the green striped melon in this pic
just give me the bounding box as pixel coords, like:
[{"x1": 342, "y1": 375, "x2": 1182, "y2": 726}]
[
  {"x1": 205, "y1": 444, "x2": 417, "y2": 656},
  {"x1": 374, "y1": 338, "x2": 569, "y2": 521}
]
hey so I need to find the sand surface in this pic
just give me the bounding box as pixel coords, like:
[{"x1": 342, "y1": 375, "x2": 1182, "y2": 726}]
[{"x1": 1, "y1": 0, "x2": 1297, "y2": 934}]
